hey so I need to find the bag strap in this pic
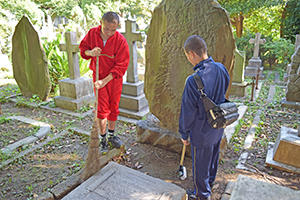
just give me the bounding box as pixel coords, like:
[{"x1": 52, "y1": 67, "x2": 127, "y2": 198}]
[{"x1": 193, "y1": 74, "x2": 217, "y2": 111}]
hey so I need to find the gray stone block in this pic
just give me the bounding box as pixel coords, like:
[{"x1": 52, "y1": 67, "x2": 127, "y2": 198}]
[
  {"x1": 62, "y1": 162, "x2": 185, "y2": 200},
  {"x1": 230, "y1": 175, "x2": 300, "y2": 200},
  {"x1": 281, "y1": 99, "x2": 300, "y2": 110},
  {"x1": 58, "y1": 77, "x2": 93, "y2": 99},
  {"x1": 54, "y1": 94, "x2": 94, "y2": 111},
  {"x1": 122, "y1": 81, "x2": 144, "y2": 96},
  {"x1": 119, "y1": 94, "x2": 148, "y2": 112}
]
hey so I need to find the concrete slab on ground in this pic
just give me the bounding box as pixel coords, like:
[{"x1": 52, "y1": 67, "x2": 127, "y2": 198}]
[
  {"x1": 62, "y1": 162, "x2": 185, "y2": 200},
  {"x1": 228, "y1": 175, "x2": 300, "y2": 200}
]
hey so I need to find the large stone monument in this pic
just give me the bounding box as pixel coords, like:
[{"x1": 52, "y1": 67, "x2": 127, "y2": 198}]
[
  {"x1": 244, "y1": 33, "x2": 265, "y2": 79},
  {"x1": 12, "y1": 16, "x2": 51, "y2": 101},
  {"x1": 54, "y1": 32, "x2": 94, "y2": 111},
  {"x1": 282, "y1": 45, "x2": 300, "y2": 109},
  {"x1": 137, "y1": 0, "x2": 235, "y2": 153},
  {"x1": 119, "y1": 19, "x2": 149, "y2": 120},
  {"x1": 266, "y1": 126, "x2": 300, "y2": 174},
  {"x1": 230, "y1": 49, "x2": 247, "y2": 97}
]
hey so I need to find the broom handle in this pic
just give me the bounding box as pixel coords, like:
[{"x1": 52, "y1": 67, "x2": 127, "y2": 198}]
[
  {"x1": 180, "y1": 143, "x2": 186, "y2": 166},
  {"x1": 95, "y1": 56, "x2": 99, "y2": 116}
]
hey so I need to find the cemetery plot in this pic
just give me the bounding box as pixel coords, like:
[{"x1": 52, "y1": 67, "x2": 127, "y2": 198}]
[
  {"x1": 0, "y1": 118, "x2": 39, "y2": 150},
  {"x1": 0, "y1": 131, "x2": 89, "y2": 200}
]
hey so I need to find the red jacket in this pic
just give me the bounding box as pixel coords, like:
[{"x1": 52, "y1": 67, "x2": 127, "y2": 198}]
[{"x1": 79, "y1": 26, "x2": 130, "y2": 80}]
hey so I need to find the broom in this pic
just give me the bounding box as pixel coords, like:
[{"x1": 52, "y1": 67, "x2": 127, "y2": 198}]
[{"x1": 80, "y1": 56, "x2": 101, "y2": 181}]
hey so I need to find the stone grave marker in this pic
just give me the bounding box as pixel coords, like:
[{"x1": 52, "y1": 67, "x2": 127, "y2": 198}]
[
  {"x1": 295, "y1": 34, "x2": 300, "y2": 51},
  {"x1": 266, "y1": 126, "x2": 300, "y2": 173},
  {"x1": 228, "y1": 175, "x2": 300, "y2": 200},
  {"x1": 244, "y1": 33, "x2": 266, "y2": 79},
  {"x1": 282, "y1": 46, "x2": 300, "y2": 110},
  {"x1": 62, "y1": 162, "x2": 185, "y2": 200},
  {"x1": 54, "y1": 31, "x2": 94, "y2": 111},
  {"x1": 137, "y1": 0, "x2": 235, "y2": 153},
  {"x1": 119, "y1": 19, "x2": 149, "y2": 120},
  {"x1": 230, "y1": 49, "x2": 247, "y2": 97},
  {"x1": 12, "y1": 16, "x2": 51, "y2": 101},
  {"x1": 284, "y1": 34, "x2": 300, "y2": 81}
]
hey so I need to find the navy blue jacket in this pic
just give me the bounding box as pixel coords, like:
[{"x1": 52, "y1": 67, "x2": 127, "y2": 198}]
[{"x1": 179, "y1": 57, "x2": 229, "y2": 147}]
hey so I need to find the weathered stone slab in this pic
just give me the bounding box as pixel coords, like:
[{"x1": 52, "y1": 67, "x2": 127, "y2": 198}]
[
  {"x1": 230, "y1": 175, "x2": 300, "y2": 200},
  {"x1": 145, "y1": 0, "x2": 235, "y2": 132},
  {"x1": 12, "y1": 16, "x2": 51, "y2": 100},
  {"x1": 272, "y1": 126, "x2": 300, "y2": 168},
  {"x1": 62, "y1": 162, "x2": 185, "y2": 200},
  {"x1": 266, "y1": 142, "x2": 300, "y2": 174}
]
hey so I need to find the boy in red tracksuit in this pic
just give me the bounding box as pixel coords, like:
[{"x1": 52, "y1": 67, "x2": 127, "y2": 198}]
[{"x1": 79, "y1": 12, "x2": 130, "y2": 151}]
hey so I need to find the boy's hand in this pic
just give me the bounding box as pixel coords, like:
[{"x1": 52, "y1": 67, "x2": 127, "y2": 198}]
[
  {"x1": 86, "y1": 47, "x2": 102, "y2": 57},
  {"x1": 181, "y1": 138, "x2": 190, "y2": 146}
]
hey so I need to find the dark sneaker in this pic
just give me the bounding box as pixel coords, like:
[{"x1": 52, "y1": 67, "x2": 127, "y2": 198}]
[
  {"x1": 108, "y1": 135, "x2": 123, "y2": 148},
  {"x1": 186, "y1": 189, "x2": 198, "y2": 200},
  {"x1": 186, "y1": 190, "x2": 211, "y2": 200},
  {"x1": 100, "y1": 137, "x2": 108, "y2": 152}
]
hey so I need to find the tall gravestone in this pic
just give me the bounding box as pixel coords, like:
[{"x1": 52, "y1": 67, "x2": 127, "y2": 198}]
[
  {"x1": 137, "y1": 0, "x2": 235, "y2": 153},
  {"x1": 119, "y1": 19, "x2": 149, "y2": 120},
  {"x1": 295, "y1": 34, "x2": 300, "y2": 51},
  {"x1": 54, "y1": 32, "x2": 94, "y2": 111},
  {"x1": 285, "y1": 34, "x2": 300, "y2": 81},
  {"x1": 282, "y1": 46, "x2": 300, "y2": 109},
  {"x1": 230, "y1": 49, "x2": 247, "y2": 97},
  {"x1": 244, "y1": 33, "x2": 265, "y2": 79},
  {"x1": 12, "y1": 16, "x2": 51, "y2": 101}
]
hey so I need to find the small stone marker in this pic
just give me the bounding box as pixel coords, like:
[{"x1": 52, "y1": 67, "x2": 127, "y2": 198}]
[
  {"x1": 244, "y1": 33, "x2": 266, "y2": 79},
  {"x1": 119, "y1": 19, "x2": 149, "y2": 119},
  {"x1": 229, "y1": 175, "x2": 300, "y2": 200},
  {"x1": 62, "y1": 162, "x2": 185, "y2": 200},
  {"x1": 54, "y1": 31, "x2": 94, "y2": 111},
  {"x1": 12, "y1": 16, "x2": 51, "y2": 100},
  {"x1": 230, "y1": 49, "x2": 247, "y2": 97},
  {"x1": 266, "y1": 126, "x2": 300, "y2": 173}
]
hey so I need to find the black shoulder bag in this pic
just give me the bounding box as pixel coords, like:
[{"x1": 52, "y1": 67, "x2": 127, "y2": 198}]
[{"x1": 193, "y1": 74, "x2": 239, "y2": 129}]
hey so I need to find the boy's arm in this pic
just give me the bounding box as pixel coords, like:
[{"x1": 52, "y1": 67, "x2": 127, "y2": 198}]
[{"x1": 178, "y1": 77, "x2": 198, "y2": 141}]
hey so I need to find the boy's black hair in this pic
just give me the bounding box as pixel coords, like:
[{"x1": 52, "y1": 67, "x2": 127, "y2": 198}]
[
  {"x1": 184, "y1": 35, "x2": 207, "y2": 57},
  {"x1": 102, "y1": 12, "x2": 119, "y2": 24}
]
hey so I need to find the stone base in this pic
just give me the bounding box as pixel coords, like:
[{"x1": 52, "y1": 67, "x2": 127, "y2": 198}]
[
  {"x1": 54, "y1": 77, "x2": 94, "y2": 111},
  {"x1": 136, "y1": 114, "x2": 190, "y2": 156},
  {"x1": 119, "y1": 81, "x2": 149, "y2": 119},
  {"x1": 62, "y1": 162, "x2": 185, "y2": 200},
  {"x1": 281, "y1": 99, "x2": 300, "y2": 110},
  {"x1": 54, "y1": 95, "x2": 94, "y2": 111},
  {"x1": 266, "y1": 142, "x2": 300, "y2": 174},
  {"x1": 119, "y1": 107, "x2": 149, "y2": 120},
  {"x1": 229, "y1": 82, "x2": 247, "y2": 97},
  {"x1": 222, "y1": 175, "x2": 300, "y2": 200},
  {"x1": 244, "y1": 66, "x2": 264, "y2": 79}
]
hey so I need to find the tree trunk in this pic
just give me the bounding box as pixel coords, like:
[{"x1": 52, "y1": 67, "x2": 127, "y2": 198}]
[{"x1": 234, "y1": 14, "x2": 244, "y2": 38}]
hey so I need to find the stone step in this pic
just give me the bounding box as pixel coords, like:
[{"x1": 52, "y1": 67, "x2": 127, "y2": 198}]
[
  {"x1": 62, "y1": 161, "x2": 185, "y2": 200},
  {"x1": 221, "y1": 175, "x2": 300, "y2": 200}
]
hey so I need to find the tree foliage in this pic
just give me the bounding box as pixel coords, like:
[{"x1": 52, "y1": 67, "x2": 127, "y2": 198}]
[{"x1": 281, "y1": 0, "x2": 300, "y2": 43}]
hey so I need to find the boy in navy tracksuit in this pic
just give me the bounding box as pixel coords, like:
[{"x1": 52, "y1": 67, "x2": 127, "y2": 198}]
[{"x1": 179, "y1": 35, "x2": 229, "y2": 200}]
